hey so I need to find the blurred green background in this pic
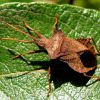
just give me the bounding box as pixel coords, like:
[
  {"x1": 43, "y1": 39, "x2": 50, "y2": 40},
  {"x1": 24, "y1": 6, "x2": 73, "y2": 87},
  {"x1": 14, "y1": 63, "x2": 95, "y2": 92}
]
[{"x1": 0, "y1": 0, "x2": 100, "y2": 10}]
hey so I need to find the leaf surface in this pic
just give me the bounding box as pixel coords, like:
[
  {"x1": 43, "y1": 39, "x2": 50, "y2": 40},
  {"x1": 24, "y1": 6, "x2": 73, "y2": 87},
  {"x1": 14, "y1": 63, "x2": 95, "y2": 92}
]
[{"x1": 0, "y1": 2, "x2": 100, "y2": 100}]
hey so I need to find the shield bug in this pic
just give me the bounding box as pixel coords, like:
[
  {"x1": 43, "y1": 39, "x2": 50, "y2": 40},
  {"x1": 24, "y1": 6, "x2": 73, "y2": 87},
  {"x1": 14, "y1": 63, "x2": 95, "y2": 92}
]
[{"x1": 0, "y1": 16, "x2": 100, "y2": 96}]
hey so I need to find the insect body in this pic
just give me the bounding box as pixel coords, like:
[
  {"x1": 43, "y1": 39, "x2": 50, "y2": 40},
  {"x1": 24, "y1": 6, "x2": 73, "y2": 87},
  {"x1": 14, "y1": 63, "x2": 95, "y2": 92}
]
[
  {"x1": 0, "y1": 16, "x2": 100, "y2": 96},
  {"x1": 40, "y1": 29, "x2": 97, "y2": 73}
]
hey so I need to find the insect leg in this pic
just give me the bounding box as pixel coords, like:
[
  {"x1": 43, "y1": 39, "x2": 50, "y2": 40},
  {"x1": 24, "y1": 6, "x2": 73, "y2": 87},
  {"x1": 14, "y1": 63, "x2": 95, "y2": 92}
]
[
  {"x1": 13, "y1": 49, "x2": 46, "y2": 60},
  {"x1": 47, "y1": 66, "x2": 52, "y2": 97},
  {"x1": 83, "y1": 37, "x2": 100, "y2": 54},
  {"x1": 23, "y1": 21, "x2": 45, "y2": 39},
  {"x1": 77, "y1": 38, "x2": 100, "y2": 55},
  {"x1": 53, "y1": 16, "x2": 58, "y2": 34},
  {"x1": 76, "y1": 38, "x2": 91, "y2": 45},
  {"x1": 83, "y1": 73, "x2": 100, "y2": 80},
  {"x1": 83, "y1": 38, "x2": 91, "y2": 45},
  {"x1": 89, "y1": 37, "x2": 100, "y2": 55}
]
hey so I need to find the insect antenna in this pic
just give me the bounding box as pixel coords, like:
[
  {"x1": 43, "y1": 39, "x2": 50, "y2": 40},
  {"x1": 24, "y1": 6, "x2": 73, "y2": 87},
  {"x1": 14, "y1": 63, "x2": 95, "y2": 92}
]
[
  {"x1": 0, "y1": 20, "x2": 38, "y2": 42},
  {"x1": 0, "y1": 37, "x2": 35, "y2": 43},
  {"x1": 23, "y1": 21, "x2": 45, "y2": 39}
]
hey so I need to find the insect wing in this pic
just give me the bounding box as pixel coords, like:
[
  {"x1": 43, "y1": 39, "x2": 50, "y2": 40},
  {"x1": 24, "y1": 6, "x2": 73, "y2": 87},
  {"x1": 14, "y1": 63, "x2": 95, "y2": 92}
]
[{"x1": 60, "y1": 53, "x2": 95, "y2": 73}]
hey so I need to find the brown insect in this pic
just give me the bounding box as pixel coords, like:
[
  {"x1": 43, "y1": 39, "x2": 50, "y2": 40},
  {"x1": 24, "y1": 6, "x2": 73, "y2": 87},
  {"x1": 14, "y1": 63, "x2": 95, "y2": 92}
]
[{"x1": 0, "y1": 16, "x2": 100, "y2": 96}]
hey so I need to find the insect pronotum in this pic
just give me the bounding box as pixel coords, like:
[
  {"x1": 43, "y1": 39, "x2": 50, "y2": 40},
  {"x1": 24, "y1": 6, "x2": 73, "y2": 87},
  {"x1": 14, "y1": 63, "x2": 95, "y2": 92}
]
[{"x1": 0, "y1": 16, "x2": 100, "y2": 96}]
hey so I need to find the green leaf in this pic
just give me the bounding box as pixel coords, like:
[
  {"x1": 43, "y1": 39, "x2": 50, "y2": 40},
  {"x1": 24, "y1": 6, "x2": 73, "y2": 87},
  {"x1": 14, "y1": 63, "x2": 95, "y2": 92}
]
[{"x1": 0, "y1": 2, "x2": 100, "y2": 100}]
